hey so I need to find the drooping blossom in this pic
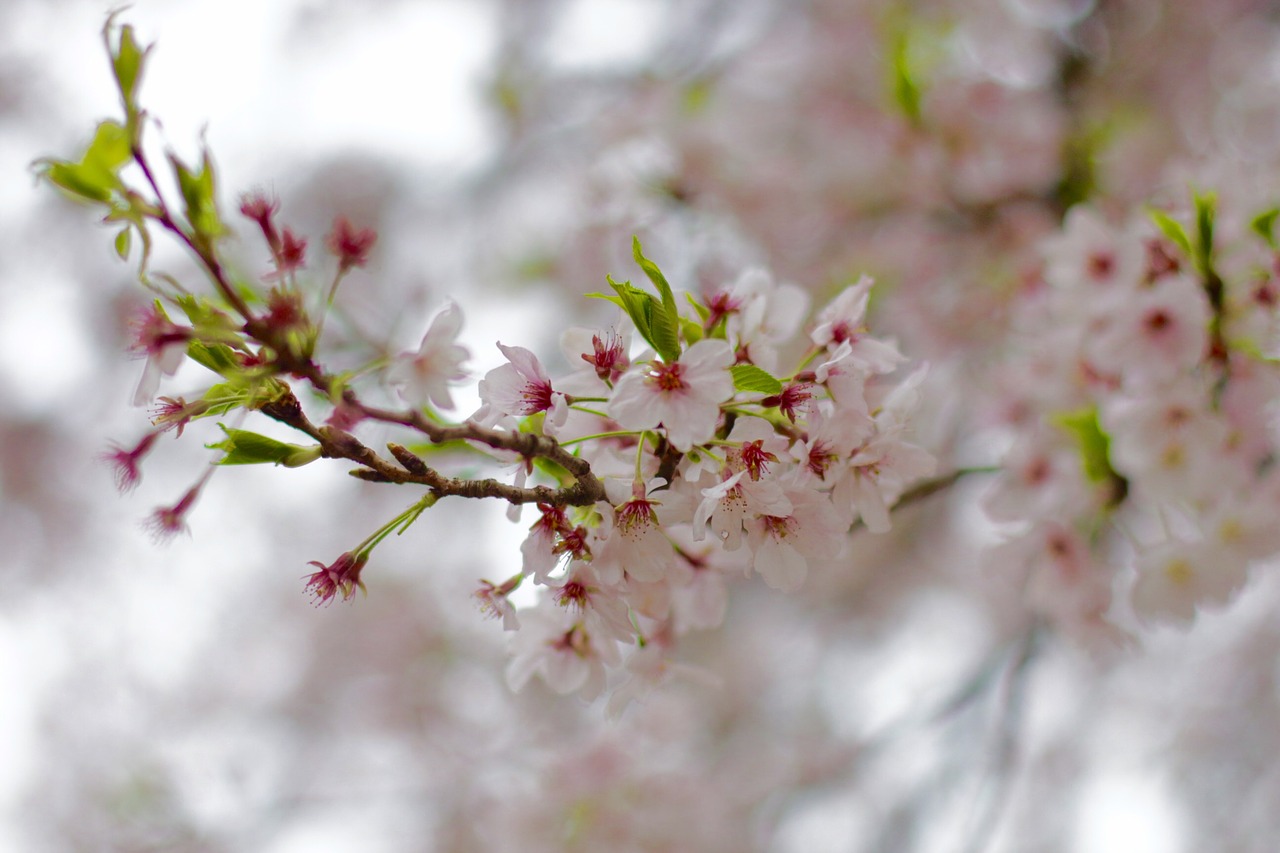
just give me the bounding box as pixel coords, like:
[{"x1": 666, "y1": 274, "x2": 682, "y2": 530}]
[
  {"x1": 303, "y1": 550, "x2": 369, "y2": 607},
  {"x1": 101, "y1": 430, "x2": 160, "y2": 492},
  {"x1": 130, "y1": 304, "x2": 190, "y2": 405}
]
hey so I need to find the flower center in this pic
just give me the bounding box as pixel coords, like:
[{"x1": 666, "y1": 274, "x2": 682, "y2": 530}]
[{"x1": 650, "y1": 361, "x2": 687, "y2": 392}]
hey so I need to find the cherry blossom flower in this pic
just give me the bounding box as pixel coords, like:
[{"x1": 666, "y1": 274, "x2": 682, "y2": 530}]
[
  {"x1": 386, "y1": 301, "x2": 470, "y2": 410},
  {"x1": 809, "y1": 276, "x2": 905, "y2": 374},
  {"x1": 815, "y1": 328, "x2": 905, "y2": 383},
  {"x1": 144, "y1": 484, "x2": 203, "y2": 542},
  {"x1": 474, "y1": 577, "x2": 521, "y2": 630},
  {"x1": 475, "y1": 343, "x2": 568, "y2": 431},
  {"x1": 713, "y1": 267, "x2": 810, "y2": 373},
  {"x1": 1041, "y1": 206, "x2": 1145, "y2": 297},
  {"x1": 303, "y1": 550, "x2": 369, "y2": 606},
  {"x1": 743, "y1": 478, "x2": 844, "y2": 591},
  {"x1": 1131, "y1": 539, "x2": 1249, "y2": 626},
  {"x1": 560, "y1": 326, "x2": 630, "y2": 388},
  {"x1": 607, "y1": 339, "x2": 735, "y2": 451},
  {"x1": 506, "y1": 602, "x2": 619, "y2": 701},
  {"x1": 1089, "y1": 273, "x2": 1210, "y2": 387},
  {"x1": 325, "y1": 216, "x2": 377, "y2": 271},
  {"x1": 130, "y1": 304, "x2": 190, "y2": 405},
  {"x1": 552, "y1": 562, "x2": 635, "y2": 643},
  {"x1": 670, "y1": 552, "x2": 730, "y2": 632},
  {"x1": 101, "y1": 431, "x2": 160, "y2": 492},
  {"x1": 838, "y1": 432, "x2": 937, "y2": 533},
  {"x1": 595, "y1": 479, "x2": 676, "y2": 584}
]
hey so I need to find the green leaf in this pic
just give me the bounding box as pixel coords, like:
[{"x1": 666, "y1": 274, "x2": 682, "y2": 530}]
[
  {"x1": 681, "y1": 78, "x2": 714, "y2": 116},
  {"x1": 1193, "y1": 191, "x2": 1217, "y2": 275},
  {"x1": 587, "y1": 292, "x2": 626, "y2": 311},
  {"x1": 890, "y1": 29, "x2": 923, "y2": 126},
  {"x1": 198, "y1": 383, "x2": 249, "y2": 417},
  {"x1": 210, "y1": 424, "x2": 321, "y2": 467},
  {"x1": 186, "y1": 340, "x2": 241, "y2": 376},
  {"x1": 169, "y1": 148, "x2": 223, "y2": 244},
  {"x1": 114, "y1": 227, "x2": 131, "y2": 260},
  {"x1": 36, "y1": 120, "x2": 132, "y2": 205},
  {"x1": 1148, "y1": 208, "x2": 1191, "y2": 256},
  {"x1": 631, "y1": 237, "x2": 682, "y2": 362},
  {"x1": 730, "y1": 364, "x2": 783, "y2": 395},
  {"x1": 602, "y1": 275, "x2": 659, "y2": 351},
  {"x1": 1055, "y1": 128, "x2": 1099, "y2": 210},
  {"x1": 1052, "y1": 407, "x2": 1116, "y2": 485},
  {"x1": 680, "y1": 317, "x2": 704, "y2": 345},
  {"x1": 110, "y1": 23, "x2": 148, "y2": 112},
  {"x1": 41, "y1": 162, "x2": 111, "y2": 203},
  {"x1": 685, "y1": 292, "x2": 710, "y2": 323},
  {"x1": 1250, "y1": 207, "x2": 1280, "y2": 249}
]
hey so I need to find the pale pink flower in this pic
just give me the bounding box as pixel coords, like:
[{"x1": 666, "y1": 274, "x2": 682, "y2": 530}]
[
  {"x1": 714, "y1": 268, "x2": 810, "y2": 373},
  {"x1": 810, "y1": 276, "x2": 905, "y2": 373},
  {"x1": 838, "y1": 434, "x2": 937, "y2": 533},
  {"x1": 984, "y1": 432, "x2": 1095, "y2": 523},
  {"x1": 1041, "y1": 206, "x2": 1145, "y2": 296},
  {"x1": 1202, "y1": 485, "x2": 1280, "y2": 562},
  {"x1": 386, "y1": 301, "x2": 470, "y2": 409},
  {"x1": 474, "y1": 577, "x2": 521, "y2": 631},
  {"x1": 605, "y1": 638, "x2": 719, "y2": 719},
  {"x1": 993, "y1": 522, "x2": 1113, "y2": 626},
  {"x1": 607, "y1": 339, "x2": 735, "y2": 451},
  {"x1": 693, "y1": 469, "x2": 791, "y2": 551},
  {"x1": 835, "y1": 367, "x2": 937, "y2": 532},
  {"x1": 1131, "y1": 539, "x2": 1249, "y2": 626},
  {"x1": 671, "y1": 557, "x2": 729, "y2": 632},
  {"x1": 791, "y1": 401, "x2": 871, "y2": 484},
  {"x1": 743, "y1": 480, "x2": 844, "y2": 591},
  {"x1": 506, "y1": 602, "x2": 619, "y2": 701},
  {"x1": 815, "y1": 332, "x2": 905, "y2": 384},
  {"x1": 811, "y1": 275, "x2": 872, "y2": 348},
  {"x1": 475, "y1": 342, "x2": 568, "y2": 430},
  {"x1": 594, "y1": 478, "x2": 674, "y2": 583},
  {"x1": 130, "y1": 305, "x2": 190, "y2": 405},
  {"x1": 1102, "y1": 382, "x2": 1232, "y2": 500},
  {"x1": 553, "y1": 562, "x2": 635, "y2": 643},
  {"x1": 1089, "y1": 273, "x2": 1210, "y2": 387},
  {"x1": 520, "y1": 504, "x2": 570, "y2": 581},
  {"x1": 560, "y1": 326, "x2": 631, "y2": 390}
]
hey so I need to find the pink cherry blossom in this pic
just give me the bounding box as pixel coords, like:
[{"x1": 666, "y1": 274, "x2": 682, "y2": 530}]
[
  {"x1": 475, "y1": 342, "x2": 568, "y2": 431},
  {"x1": 386, "y1": 301, "x2": 470, "y2": 410},
  {"x1": 743, "y1": 478, "x2": 844, "y2": 592},
  {"x1": 607, "y1": 339, "x2": 735, "y2": 451},
  {"x1": 505, "y1": 602, "x2": 619, "y2": 701},
  {"x1": 1131, "y1": 539, "x2": 1249, "y2": 627}
]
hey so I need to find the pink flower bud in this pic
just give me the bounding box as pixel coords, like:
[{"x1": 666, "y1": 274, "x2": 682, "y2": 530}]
[{"x1": 325, "y1": 217, "x2": 377, "y2": 272}]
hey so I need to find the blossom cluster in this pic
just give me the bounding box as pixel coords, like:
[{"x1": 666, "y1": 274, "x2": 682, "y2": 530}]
[
  {"x1": 42, "y1": 15, "x2": 939, "y2": 709},
  {"x1": 402, "y1": 252, "x2": 937, "y2": 707},
  {"x1": 985, "y1": 198, "x2": 1280, "y2": 639}
]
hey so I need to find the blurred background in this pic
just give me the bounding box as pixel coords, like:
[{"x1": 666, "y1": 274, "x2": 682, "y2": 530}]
[{"x1": 5, "y1": 0, "x2": 1280, "y2": 850}]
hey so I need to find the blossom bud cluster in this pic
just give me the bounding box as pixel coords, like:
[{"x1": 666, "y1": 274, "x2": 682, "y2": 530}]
[
  {"x1": 985, "y1": 201, "x2": 1280, "y2": 638},
  {"x1": 409, "y1": 259, "x2": 937, "y2": 707}
]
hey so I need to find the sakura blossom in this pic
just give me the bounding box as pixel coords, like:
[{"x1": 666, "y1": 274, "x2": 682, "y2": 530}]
[
  {"x1": 475, "y1": 342, "x2": 568, "y2": 430},
  {"x1": 386, "y1": 300, "x2": 470, "y2": 410},
  {"x1": 606, "y1": 338, "x2": 735, "y2": 452}
]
